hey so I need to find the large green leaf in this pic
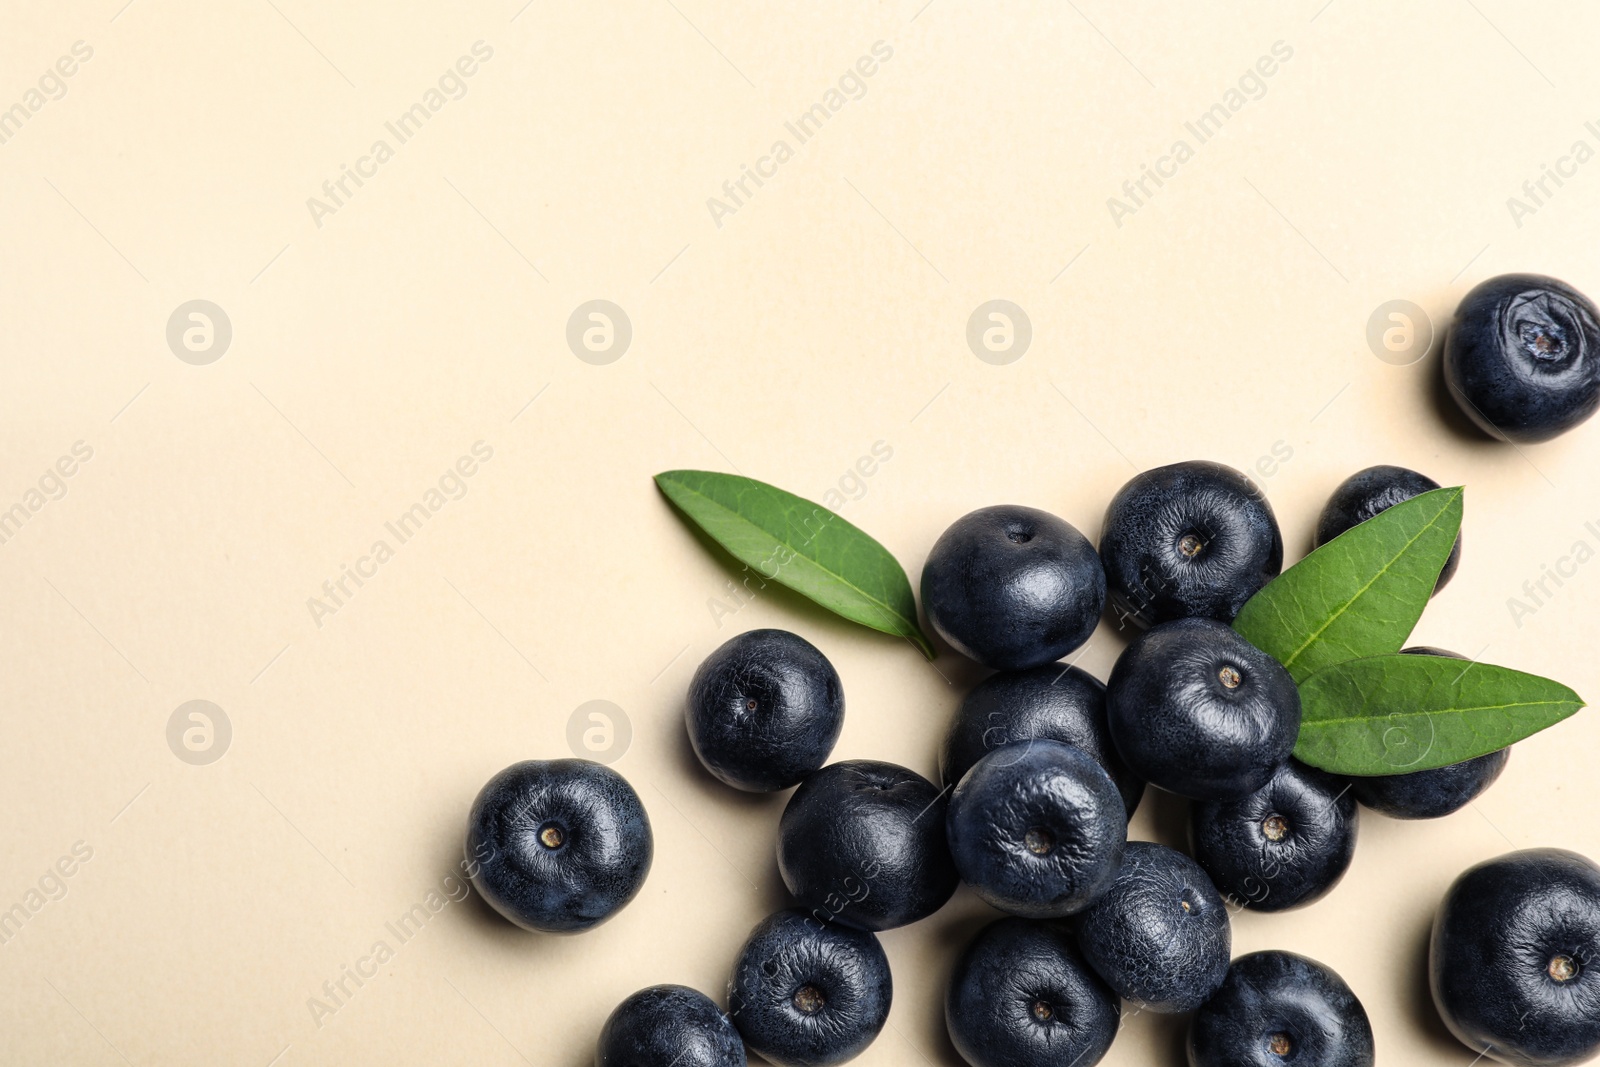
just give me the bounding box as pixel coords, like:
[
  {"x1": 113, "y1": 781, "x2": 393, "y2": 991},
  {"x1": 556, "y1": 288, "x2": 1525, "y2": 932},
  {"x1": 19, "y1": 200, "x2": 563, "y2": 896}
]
[
  {"x1": 654, "y1": 470, "x2": 935, "y2": 658},
  {"x1": 1233, "y1": 486, "x2": 1463, "y2": 682},
  {"x1": 1295, "y1": 653, "x2": 1584, "y2": 775}
]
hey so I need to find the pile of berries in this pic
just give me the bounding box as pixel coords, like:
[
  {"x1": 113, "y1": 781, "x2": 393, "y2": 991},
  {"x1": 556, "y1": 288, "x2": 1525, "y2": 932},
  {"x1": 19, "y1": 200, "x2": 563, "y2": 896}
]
[{"x1": 462, "y1": 273, "x2": 1600, "y2": 1067}]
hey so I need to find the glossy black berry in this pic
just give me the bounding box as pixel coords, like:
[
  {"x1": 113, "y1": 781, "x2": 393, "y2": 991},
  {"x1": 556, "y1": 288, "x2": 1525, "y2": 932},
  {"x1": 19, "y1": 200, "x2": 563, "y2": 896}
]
[
  {"x1": 465, "y1": 759, "x2": 652, "y2": 933},
  {"x1": 727, "y1": 909, "x2": 891, "y2": 1067},
  {"x1": 1352, "y1": 748, "x2": 1508, "y2": 820},
  {"x1": 1312, "y1": 467, "x2": 1465, "y2": 591},
  {"x1": 1431, "y1": 848, "x2": 1600, "y2": 1067},
  {"x1": 1075, "y1": 842, "x2": 1231, "y2": 1013},
  {"x1": 1190, "y1": 760, "x2": 1357, "y2": 913},
  {"x1": 1316, "y1": 465, "x2": 1462, "y2": 591},
  {"x1": 920, "y1": 505, "x2": 1106, "y2": 670},
  {"x1": 777, "y1": 760, "x2": 957, "y2": 931},
  {"x1": 940, "y1": 663, "x2": 1145, "y2": 817},
  {"x1": 687, "y1": 629, "x2": 844, "y2": 792},
  {"x1": 596, "y1": 984, "x2": 745, "y2": 1067},
  {"x1": 1189, "y1": 950, "x2": 1375, "y2": 1067},
  {"x1": 945, "y1": 917, "x2": 1119, "y2": 1067},
  {"x1": 1106, "y1": 618, "x2": 1300, "y2": 801},
  {"x1": 946, "y1": 740, "x2": 1126, "y2": 918},
  {"x1": 1445, "y1": 273, "x2": 1600, "y2": 443},
  {"x1": 1349, "y1": 646, "x2": 1509, "y2": 819},
  {"x1": 1099, "y1": 460, "x2": 1283, "y2": 629}
]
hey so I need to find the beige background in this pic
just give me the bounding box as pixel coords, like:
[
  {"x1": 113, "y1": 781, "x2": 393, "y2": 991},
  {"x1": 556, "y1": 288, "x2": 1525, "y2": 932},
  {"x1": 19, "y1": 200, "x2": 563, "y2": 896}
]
[{"x1": 3, "y1": 1, "x2": 1599, "y2": 1064}]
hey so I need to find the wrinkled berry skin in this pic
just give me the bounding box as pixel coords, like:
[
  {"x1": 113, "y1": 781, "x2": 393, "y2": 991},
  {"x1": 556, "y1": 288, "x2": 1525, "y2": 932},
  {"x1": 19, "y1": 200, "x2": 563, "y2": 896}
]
[
  {"x1": 727, "y1": 909, "x2": 891, "y2": 1067},
  {"x1": 1190, "y1": 760, "x2": 1357, "y2": 912},
  {"x1": 946, "y1": 740, "x2": 1126, "y2": 918},
  {"x1": 1189, "y1": 950, "x2": 1375, "y2": 1067},
  {"x1": 1316, "y1": 466, "x2": 1461, "y2": 591},
  {"x1": 465, "y1": 759, "x2": 652, "y2": 933},
  {"x1": 946, "y1": 917, "x2": 1119, "y2": 1067},
  {"x1": 940, "y1": 663, "x2": 1145, "y2": 817},
  {"x1": 596, "y1": 984, "x2": 746, "y2": 1067},
  {"x1": 687, "y1": 629, "x2": 844, "y2": 792},
  {"x1": 920, "y1": 505, "x2": 1106, "y2": 670},
  {"x1": 1445, "y1": 273, "x2": 1600, "y2": 443},
  {"x1": 1431, "y1": 848, "x2": 1600, "y2": 1067},
  {"x1": 1075, "y1": 842, "x2": 1231, "y2": 1013},
  {"x1": 777, "y1": 760, "x2": 958, "y2": 931},
  {"x1": 1348, "y1": 646, "x2": 1510, "y2": 819},
  {"x1": 1106, "y1": 618, "x2": 1301, "y2": 801},
  {"x1": 1100, "y1": 461, "x2": 1283, "y2": 629}
]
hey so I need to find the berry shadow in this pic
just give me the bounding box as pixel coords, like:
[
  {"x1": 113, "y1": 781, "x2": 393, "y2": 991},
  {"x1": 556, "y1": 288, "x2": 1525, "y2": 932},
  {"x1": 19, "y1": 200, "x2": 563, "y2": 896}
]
[
  {"x1": 428, "y1": 811, "x2": 544, "y2": 949},
  {"x1": 754, "y1": 828, "x2": 801, "y2": 917},
  {"x1": 913, "y1": 619, "x2": 992, "y2": 697},
  {"x1": 1132, "y1": 784, "x2": 1192, "y2": 853},
  {"x1": 654, "y1": 701, "x2": 796, "y2": 916},
  {"x1": 1403, "y1": 906, "x2": 1464, "y2": 1057},
  {"x1": 1091, "y1": 598, "x2": 1142, "y2": 669},
  {"x1": 915, "y1": 896, "x2": 1003, "y2": 1066},
  {"x1": 1415, "y1": 314, "x2": 1498, "y2": 448},
  {"x1": 1144, "y1": 1007, "x2": 1191, "y2": 1064},
  {"x1": 651, "y1": 722, "x2": 793, "y2": 915}
]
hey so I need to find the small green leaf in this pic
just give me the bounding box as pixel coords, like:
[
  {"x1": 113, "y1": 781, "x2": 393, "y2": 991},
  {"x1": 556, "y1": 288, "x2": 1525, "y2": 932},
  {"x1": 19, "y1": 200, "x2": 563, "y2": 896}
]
[
  {"x1": 654, "y1": 470, "x2": 935, "y2": 658},
  {"x1": 1295, "y1": 653, "x2": 1584, "y2": 775},
  {"x1": 1233, "y1": 486, "x2": 1463, "y2": 682}
]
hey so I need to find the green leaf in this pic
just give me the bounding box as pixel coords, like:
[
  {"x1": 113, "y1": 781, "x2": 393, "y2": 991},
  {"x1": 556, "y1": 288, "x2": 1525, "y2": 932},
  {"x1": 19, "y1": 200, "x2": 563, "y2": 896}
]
[
  {"x1": 654, "y1": 470, "x2": 935, "y2": 658},
  {"x1": 1233, "y1": 486, "x2": 1463, "y2": 682},
  {"x1": 1295, "y1": 653, "x2": 1585, "y2": 775}
]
